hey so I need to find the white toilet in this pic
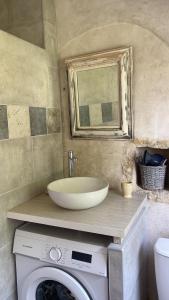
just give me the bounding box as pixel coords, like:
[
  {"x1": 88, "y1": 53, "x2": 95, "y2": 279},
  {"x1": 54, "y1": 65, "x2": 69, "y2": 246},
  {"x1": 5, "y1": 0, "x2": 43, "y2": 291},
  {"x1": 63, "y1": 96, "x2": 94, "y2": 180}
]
[{"x1": 154, "y1": 238, "x2": 169, "y2": 300}]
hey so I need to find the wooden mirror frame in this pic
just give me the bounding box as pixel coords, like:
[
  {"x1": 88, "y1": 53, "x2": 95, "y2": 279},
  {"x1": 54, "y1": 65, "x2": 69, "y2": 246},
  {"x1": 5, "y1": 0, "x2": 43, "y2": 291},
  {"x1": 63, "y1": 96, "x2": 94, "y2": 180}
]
[{"x1": 65, "y1": 47, "x2": 133, "y2": 139}]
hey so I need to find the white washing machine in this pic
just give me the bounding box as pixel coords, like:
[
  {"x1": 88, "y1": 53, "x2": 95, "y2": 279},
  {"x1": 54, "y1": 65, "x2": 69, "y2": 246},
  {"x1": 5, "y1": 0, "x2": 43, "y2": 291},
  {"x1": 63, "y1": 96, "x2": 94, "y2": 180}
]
[{"x1": 13, "y1": 223, "x2": 110, "y2": 300}]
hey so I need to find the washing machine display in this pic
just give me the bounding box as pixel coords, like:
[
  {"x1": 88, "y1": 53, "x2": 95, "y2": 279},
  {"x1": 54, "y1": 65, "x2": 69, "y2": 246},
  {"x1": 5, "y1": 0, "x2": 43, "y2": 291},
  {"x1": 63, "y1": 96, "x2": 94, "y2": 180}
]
[{"x1": 72, "y1": 251, "x2": 92, "y2": 263}]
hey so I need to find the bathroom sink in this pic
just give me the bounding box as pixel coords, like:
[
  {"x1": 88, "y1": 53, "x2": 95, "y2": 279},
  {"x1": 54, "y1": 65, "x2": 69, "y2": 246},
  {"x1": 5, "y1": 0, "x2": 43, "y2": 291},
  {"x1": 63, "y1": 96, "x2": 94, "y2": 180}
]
[{"x1": 47, "y1": 177, "x2": 109, "y2": 210}]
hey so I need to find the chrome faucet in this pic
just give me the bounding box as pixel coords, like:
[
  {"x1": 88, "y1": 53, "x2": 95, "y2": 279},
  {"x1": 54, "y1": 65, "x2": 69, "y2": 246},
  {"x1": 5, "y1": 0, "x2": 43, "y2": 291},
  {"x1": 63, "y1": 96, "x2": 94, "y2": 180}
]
[{"x1": 68, "y1": 150, "x2": 77, "y2": 177}]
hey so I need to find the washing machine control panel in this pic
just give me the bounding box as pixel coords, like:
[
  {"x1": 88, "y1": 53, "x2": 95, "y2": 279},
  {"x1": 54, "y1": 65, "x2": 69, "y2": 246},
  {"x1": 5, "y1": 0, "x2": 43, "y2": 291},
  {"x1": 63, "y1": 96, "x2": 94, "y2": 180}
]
[
  {"x1": 13, "y1": 226, "x2": 108, "y2": 277},
  {"x1": 47, "y1": 246, "x2": 92, "y2": 265},
  {"x1": 43, "y1": 239, "x2": 107, "y2": 276}
]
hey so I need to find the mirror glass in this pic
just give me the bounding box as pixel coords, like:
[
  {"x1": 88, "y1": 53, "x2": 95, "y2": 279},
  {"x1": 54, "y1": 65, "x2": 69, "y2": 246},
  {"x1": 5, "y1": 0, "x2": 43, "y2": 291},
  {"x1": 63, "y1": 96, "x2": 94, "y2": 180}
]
[
  {"x1": 77, "y1": 65, "x2": 120, "y2": 128},
  {"x1": 65, "y1": 47, "x2": 133, "y2": 139}
]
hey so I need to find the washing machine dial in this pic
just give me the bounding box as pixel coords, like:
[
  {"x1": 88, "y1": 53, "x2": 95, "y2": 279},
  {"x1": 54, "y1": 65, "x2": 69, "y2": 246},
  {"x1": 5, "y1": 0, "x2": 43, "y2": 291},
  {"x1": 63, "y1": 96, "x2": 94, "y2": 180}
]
[{"x1": 49, "y1": 247, "x2": 62, "y2": 261}]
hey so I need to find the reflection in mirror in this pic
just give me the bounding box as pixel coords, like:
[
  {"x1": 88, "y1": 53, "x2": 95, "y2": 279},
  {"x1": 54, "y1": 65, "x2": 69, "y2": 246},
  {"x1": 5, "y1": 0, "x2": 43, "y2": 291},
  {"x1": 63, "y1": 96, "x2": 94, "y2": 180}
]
[
  {"x1": 65, "y1": 47, "x2": 133, "y2": 139},
  {"x1": 77, "y1": 65, "x2": 120, "y2": 128}
]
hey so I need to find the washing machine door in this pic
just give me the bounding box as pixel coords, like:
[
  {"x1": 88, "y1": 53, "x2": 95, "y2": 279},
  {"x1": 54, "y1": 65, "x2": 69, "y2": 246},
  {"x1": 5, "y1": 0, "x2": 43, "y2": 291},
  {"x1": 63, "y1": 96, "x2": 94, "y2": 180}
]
[{"x1": 21, "y1": 267, "x2": 92, "y2": 300}]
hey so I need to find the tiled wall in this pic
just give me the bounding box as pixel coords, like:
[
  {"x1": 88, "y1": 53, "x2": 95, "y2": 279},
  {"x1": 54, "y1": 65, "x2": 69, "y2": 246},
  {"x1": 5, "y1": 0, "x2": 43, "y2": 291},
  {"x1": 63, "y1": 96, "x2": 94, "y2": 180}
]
[
  {"x1": 0, "y1": 1, "x2": 63, "y2": 298},
  {"x1": 0, "y1": 0, "x2": 44, "y2": 48},
  {"x1": 0, "y1": 105, "x2": 61, "y2": 140}
]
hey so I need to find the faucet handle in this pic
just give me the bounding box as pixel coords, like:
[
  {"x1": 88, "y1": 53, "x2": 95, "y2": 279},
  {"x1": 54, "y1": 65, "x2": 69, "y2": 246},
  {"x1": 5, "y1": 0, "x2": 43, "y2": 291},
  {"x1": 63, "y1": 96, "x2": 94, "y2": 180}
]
[{"x1": 68, "y1": 150, "x2": 77, "y2": 177}]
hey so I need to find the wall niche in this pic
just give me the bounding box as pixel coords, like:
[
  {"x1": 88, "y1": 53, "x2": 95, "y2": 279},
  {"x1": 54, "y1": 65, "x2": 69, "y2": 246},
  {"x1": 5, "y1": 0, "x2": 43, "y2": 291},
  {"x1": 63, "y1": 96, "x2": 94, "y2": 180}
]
[{"x1": 136, "y1": 147, "x2": 169, "y2": 191}]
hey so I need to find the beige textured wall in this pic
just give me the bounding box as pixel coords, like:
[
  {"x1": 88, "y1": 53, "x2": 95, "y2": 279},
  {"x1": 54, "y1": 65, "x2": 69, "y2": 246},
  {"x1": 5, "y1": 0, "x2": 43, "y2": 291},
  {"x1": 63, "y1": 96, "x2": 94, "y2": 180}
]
[
  {"x1": 55, "y1": 0, "x2": 169, "y2": 186},
  {"x1": 55, "y1": 1, "x2": 169, "y2": 299},
  {"x1": 58, "y1": 23, "x2": 169, "y2": 191},
  {"x1": 0, "y1": 0, "x2": 44, "y2": 47},
  {"x1": 56, "y1": 0, "x2": 169, "y2": 187},
  {"x1": 0, "y1": 1, "x2": 63, "y2": 298}
]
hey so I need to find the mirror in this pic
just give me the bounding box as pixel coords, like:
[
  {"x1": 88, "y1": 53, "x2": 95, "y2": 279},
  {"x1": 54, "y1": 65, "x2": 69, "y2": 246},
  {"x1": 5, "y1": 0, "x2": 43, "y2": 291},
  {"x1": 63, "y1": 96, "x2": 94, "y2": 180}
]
[{"x1": 65, "y1": 47, "x2": 133, "y2": 139}]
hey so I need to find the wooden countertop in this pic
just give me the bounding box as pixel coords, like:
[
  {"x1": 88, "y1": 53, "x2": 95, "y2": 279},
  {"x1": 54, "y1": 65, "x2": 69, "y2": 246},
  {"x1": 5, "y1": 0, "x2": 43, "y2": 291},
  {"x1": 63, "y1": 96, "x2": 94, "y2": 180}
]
[{"x1": 7, "y1": 190, "x2": 147, "y2": 239}]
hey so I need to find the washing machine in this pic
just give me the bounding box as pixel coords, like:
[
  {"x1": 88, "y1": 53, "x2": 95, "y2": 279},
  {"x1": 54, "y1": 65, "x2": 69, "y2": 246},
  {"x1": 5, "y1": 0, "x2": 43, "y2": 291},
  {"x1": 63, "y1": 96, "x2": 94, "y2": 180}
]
[{"x1": 13, "y1": 223, "x2": 110, "y2": 300}]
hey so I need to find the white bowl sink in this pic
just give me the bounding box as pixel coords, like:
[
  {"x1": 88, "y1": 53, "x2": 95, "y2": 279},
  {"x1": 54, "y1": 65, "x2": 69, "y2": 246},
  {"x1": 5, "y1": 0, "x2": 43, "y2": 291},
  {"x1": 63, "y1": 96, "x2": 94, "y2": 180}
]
[{"x1": 47, "y1": 177, "x2": 109, "y2": 210}]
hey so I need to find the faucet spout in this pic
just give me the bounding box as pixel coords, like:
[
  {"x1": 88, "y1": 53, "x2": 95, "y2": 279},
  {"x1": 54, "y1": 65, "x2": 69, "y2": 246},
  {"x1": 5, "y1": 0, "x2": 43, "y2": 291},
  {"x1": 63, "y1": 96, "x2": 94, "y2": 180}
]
[{"x1": 68, "y1": 150, "x2": 77, "y2": 177}]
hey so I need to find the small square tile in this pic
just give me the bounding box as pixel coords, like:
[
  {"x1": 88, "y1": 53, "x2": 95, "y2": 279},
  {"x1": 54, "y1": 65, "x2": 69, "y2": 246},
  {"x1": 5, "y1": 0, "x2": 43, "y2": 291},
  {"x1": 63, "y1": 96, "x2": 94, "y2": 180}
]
[
  {"x1": 79, "y1": 105, "x2": 90, "y2": 127},
  {"x1": 102, "y1": 102, "x2": 113, "y2": 123},
  {"x1": 47, "y1": 108, "x2": 61, "y2": 133},
  {"x1": 7, "y1": 105, "x2": 30, "y2": 139},
  {"x1": 29, "y1": 107, "x2": 47, "y2": 136},
  {"x1": 0, "y1": 105, "x2": 8, "y2": 140}
]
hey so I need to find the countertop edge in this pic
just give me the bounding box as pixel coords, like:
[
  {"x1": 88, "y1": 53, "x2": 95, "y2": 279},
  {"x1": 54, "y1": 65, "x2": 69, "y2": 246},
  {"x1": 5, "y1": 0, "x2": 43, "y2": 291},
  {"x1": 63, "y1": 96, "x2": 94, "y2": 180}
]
[{"x1": 7, "y1": 210, "x2": 122, "y2": 237}]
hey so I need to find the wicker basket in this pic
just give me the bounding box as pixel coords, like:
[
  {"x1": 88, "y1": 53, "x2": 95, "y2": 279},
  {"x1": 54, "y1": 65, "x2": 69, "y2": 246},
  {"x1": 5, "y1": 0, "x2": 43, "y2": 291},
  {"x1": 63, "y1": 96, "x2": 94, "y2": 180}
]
[{"x1": 139, "y1": 164, "x2": 167, "y2": 190}]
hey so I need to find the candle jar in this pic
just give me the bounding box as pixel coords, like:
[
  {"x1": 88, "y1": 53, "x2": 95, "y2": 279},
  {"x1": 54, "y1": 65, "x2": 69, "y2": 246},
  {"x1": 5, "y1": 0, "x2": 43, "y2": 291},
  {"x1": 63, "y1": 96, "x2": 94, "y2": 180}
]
[{"x1": 121, "y1": 181, "x2": 132, "y2": 198}]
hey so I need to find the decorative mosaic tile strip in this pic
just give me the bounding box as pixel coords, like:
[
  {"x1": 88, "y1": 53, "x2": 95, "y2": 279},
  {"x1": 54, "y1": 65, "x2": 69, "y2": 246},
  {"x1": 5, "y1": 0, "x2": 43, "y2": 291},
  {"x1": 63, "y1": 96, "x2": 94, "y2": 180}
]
[
  {"x1": 8, "y1": 105, "x2": 30, "y2": 139},
  {"x1": 0, "y1": 105, "x2": 61, "y2": 140},
  {"x1": 47, "y1": 108, "x2": 61, "y2": 134}
]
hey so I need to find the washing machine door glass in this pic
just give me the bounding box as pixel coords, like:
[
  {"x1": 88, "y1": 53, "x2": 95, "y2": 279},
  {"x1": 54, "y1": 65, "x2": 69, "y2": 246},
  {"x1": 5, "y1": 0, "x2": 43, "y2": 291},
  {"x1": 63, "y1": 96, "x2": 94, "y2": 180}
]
[
  {"x1": 21, "y1": 267, "x2": 92, "y2": 300},
  {"x1": 36, "y1": 280, "x2": 75, "y2": 299}
]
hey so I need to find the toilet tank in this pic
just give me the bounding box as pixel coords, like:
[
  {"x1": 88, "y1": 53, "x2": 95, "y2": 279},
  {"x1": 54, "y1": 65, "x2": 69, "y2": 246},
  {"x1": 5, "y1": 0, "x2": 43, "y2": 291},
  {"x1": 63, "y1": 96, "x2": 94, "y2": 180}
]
[{"x1": 154, "y1": 238, "x2": 169, "y2": 300}]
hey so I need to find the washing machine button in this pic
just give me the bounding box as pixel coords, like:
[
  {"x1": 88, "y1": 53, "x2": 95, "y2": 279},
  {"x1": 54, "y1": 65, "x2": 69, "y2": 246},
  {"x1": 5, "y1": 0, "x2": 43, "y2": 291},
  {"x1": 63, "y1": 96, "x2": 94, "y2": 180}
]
[{"x1": 49, "y1": 247, "x2": 62, "y2": 261}]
